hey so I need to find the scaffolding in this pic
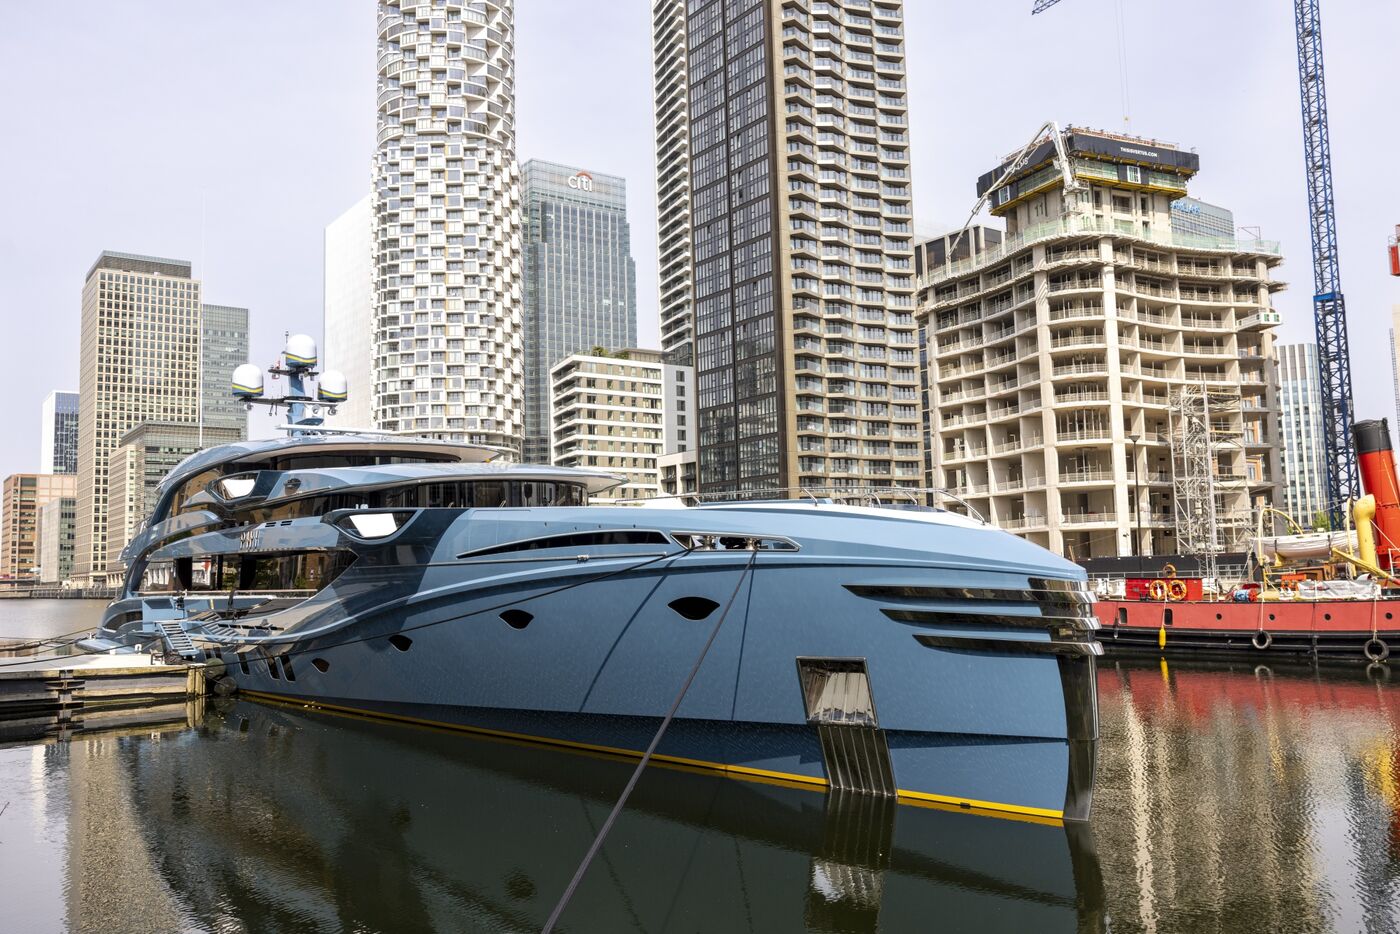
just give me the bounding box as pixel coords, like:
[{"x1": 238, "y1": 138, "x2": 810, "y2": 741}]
[{"x1": 1169, "y1": 383, "x2": 1250, "y2": 583}]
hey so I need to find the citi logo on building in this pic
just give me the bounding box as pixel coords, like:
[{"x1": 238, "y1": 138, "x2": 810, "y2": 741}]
[{"x1": 567, "y1": 171, "x2": 594, "y2": 192}]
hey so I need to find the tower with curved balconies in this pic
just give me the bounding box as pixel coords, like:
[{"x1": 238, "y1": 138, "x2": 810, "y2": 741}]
[{"x1": 373, "y1": 0, "x2": 523, "y2": 453}]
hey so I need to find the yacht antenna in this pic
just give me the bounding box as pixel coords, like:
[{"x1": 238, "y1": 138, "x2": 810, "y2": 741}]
[{"x1": 231, "y1": 333, "x2": 348, "y2": 437}]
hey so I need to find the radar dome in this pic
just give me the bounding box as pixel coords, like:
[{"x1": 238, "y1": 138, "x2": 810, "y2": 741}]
[
  {"x1": 284, "y1": 334, "x2": 318, "y2": 370},
  {"x1": 318, "y1": 369, "x2": 348, "y2": 402},
  {"x1": 231, "y1": 364, "x2": 264, "y2": 399}
]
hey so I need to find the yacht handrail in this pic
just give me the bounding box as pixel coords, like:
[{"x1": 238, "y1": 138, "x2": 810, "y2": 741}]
[{"x1": 612, "y1": 487, "x2": 989, "y2": 524}]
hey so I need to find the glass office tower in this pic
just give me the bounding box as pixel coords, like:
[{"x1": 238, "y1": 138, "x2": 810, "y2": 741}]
[{"x1": 521, "y1": 160, "x2": 637, "y2": 463}]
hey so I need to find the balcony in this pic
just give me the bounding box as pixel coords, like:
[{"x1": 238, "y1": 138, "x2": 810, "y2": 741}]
[
  {"x1": 1061, "y1": 511, "x2": 1118, "y2": 526},
  {"x1": 1059, "y1": 469, "x2": 1115, "y2": 485}
]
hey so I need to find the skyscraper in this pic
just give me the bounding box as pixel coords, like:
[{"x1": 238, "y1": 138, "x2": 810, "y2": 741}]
[
  {"x1": 200, "y1": 304, "x2": 250, "y2": 435},
  {"x1": 324, "y1": 194, "x2": 375, "y2": 428},
  {"x1": 1277, "y1": 343, "x2": 1328, "y2": 524},
  {"x1": 918, "y1": 129, "x2": 1284, "y2": 559},
  {"x1": 372, "y1": 0, "x2": 524, "y2": 452},
  {"x1": 74, "y1": 252, "x2": 247, "y2": 585},
  {"x1": 521, "y1": 160, "x2": 637, "y2": 463},
  {"x1": 652, "y1": 0, "x2": 692, "y2": 359},
  {"x1": 651, "y1": 0, "x2": 922, "y2": 495},
  {"x1": 2, "y1": 473, "x2": 76, "y2": 583},
  {"x1": 40, "y1": 390, "x2": 79, "y2": 474},
  {"x1": 36, "y1": 494, "x2": 76, "y2": 583}
]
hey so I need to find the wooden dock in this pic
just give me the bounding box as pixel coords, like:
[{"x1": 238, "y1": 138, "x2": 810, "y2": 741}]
[{"x1": 0, "y1": 652, "x2": 208, "y2": 719}]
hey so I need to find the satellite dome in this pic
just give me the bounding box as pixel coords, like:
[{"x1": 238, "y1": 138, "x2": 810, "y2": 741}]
[
  {"x1": 318, "y1": 369, "x2": 348, "y2": 403},
  {"x1": 231, "y1": 364, "x2": 264, "y2": 399},
  {"x1": 284, "y1": 334, "x2": 318, "y2": 370}
]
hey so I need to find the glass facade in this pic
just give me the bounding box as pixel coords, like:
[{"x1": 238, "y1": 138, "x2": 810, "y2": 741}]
[
  {"x1": 1170, "y1": 196, "x2": 1235, "y2": 242},
  {"x1": 40, "y1": 390, "x2": 79, "y2": 475},
  {"x1": 323, "y1": 195, "x2": 375, "y2": 428},
  {"x1": 660, "y1": 0, "x2": 921, "y2": 494},
  {"x1": 1277, "y1": 342, "x2": 1328, "y2": 524},
  {"x1": 200, "y1": 304, "x2": 250, "y2": 435},
  {"x1": 37, "y1": 495, "x2": 76, "y2": 583},
  {"x1": 687, "y1": 0, "x2": 778, "y2": 492},
  {"x1": 521, "y1": 160, "x2": 637, "y2": 464}
]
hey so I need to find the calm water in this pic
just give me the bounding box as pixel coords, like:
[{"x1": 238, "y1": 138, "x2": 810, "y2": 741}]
[
  {"x1": 2, "y1": 603, "x2": 1398, "y2": 932},
  {"x1": 0, "y1": 599, "x2": 107, "y2": 641}
]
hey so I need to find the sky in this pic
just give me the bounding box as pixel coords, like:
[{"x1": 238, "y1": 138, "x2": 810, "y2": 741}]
[{"x1": 0, "y1": 0, "x2": 1397, "y2": 483}]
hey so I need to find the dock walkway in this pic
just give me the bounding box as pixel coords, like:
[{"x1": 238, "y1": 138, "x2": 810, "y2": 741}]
[{"x1": 0, "y1": 652, "x2": 208, "y2": 717}]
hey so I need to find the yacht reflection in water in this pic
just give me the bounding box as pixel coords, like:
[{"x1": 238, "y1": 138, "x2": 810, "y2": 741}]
[{"x1": 119, "y1": 699, "x2": 1105, "y2": 933}]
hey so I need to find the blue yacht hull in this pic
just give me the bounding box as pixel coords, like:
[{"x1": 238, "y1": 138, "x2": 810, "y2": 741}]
[{"x1": 102, "y1": 504, "x2": 1098, "y2": 822}]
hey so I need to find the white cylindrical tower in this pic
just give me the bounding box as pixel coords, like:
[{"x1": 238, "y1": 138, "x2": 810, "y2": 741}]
[{"x1": 372, "y1": 0, "x2": 523, "y2": 456}]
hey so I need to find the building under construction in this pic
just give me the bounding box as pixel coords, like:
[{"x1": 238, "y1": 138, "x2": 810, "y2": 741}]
[{"x1": 917, "y1": 127, "x2": 1285, "y2": 560}]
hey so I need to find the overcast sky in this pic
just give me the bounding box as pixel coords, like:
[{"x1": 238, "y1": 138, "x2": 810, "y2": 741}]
[{"x1": 1, "y1": 0, "x2": 1397, "y2": 481}]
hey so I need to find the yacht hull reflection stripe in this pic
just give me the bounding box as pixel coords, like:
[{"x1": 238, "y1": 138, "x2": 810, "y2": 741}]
[
  {"x1": 913, "y1": 633, "x2": 1103, "y2": 656},
  {"x1": 883, "y1": 609, "x2": 1099, "y2": 630},
  {"x1": 238, "y1": 690, "x2": 1067, "y2": 822}
]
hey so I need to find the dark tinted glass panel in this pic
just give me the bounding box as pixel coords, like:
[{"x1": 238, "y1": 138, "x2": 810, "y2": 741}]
[{"x1": 462, "y1": 530, "x2": 670, "y2": 558}]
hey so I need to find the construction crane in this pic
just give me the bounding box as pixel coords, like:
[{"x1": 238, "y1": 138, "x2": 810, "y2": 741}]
[
  {"x1": 1294, "y1": 0, "x2": 1359, "y2": 523},
  {"x1": 944, "y1": 120, "x2": 1083, "y2": 261},
  {"x1": 1032, "y1": 0, "x2": 1360, "y2": 524}
]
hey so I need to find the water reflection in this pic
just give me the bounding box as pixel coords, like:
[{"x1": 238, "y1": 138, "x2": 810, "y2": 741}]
[
  {"x1": 7, "y1": 658, "x2": 1400, "y2": 932},
  {"x1": 15, "y1": 699, "x2": 1100, "y2": 933},
  {"x1": 1093, "y1": 658, "x2": 1400, "y2": 933}
]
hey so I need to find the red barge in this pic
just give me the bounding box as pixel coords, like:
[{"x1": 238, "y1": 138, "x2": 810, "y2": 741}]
[{"x1": 1095, "y1": 419, "x2": 1400, "y2": 663}]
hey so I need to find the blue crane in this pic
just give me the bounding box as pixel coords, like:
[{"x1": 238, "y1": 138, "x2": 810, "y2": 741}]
[
  {"x1": 1032, "y1": 0, "x2": 1360, "y2": 522},
  {"x1": 1293, "y1": 0, "x2": 1358, "y2": 521}
]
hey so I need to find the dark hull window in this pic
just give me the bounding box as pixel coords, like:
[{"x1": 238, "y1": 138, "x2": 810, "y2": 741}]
[
  {"x1": 238, "y1": 480, "x2": 589, "y2": 523},
  {"x1": 138, "y1": 551, "x2": 354, "y2": 596},
  {"x1": 462, "y1": 530, "x2": 670, "y2": 559}
]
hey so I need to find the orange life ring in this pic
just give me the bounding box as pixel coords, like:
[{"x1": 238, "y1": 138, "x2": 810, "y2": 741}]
[
  {"x1": 1148, "y1": 579, "x2": 1169, "y2": 601},
  {"x1": 1167, "y1": 579, "x2": 1188, "y2": 601},
  {"x1": 1162, "y1": 563, "x2": 1178, "y2": 579}
]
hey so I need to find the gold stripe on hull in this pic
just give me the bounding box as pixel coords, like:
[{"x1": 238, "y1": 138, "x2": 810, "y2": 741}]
[{"x1": 240, "y1": 690, "x2": 1065, "y2": 825}]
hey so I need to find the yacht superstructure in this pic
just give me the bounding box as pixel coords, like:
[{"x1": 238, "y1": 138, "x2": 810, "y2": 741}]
[{"x1": 83, "y1": 337, "x2": 1101, "y2": 822}]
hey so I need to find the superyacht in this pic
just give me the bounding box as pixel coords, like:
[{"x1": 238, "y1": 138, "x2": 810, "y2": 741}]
[{"x1": 82, "y1": 337, "x2": 1100, "y2": 822}]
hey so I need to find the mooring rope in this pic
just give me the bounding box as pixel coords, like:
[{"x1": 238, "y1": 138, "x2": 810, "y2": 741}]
[{"x1": 541, "y1": 546, "x2": 758, "y2": 934}]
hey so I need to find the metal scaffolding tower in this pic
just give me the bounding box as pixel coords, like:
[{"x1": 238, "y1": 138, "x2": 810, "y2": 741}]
[
  {"x1": 1294, "y1": 0, "x2": 1358, "y2": 525},
  {"x1": 1169, "y1": 384, "x2": 1247, "y2": 584}
]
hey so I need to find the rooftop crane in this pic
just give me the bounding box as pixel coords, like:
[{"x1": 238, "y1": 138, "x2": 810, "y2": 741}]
[
  {"x1": 1032, "y1": 0, "x2": 1360, "y2": 524},
  {"x1": 944, "y1": 120, "x2": 1083, "y2": 261}
]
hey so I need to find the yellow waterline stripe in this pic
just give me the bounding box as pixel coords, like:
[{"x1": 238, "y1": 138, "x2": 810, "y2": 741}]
[{"x1": 241, "y1": 690, "x2": 1064, "y2": 824}]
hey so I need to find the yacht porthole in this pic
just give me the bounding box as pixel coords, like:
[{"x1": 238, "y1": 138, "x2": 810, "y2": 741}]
[
  {"x1": 389, "y1": 634, "x2": 413, "y2": 652},
  {"x1": 501, "y1": 609, "x2": 533, "y2": 630},
  {"x1": 669, "y1": 597, "x2": 720, "y2": 621},
  {"x1": 311, "y1": 658, "x2": 330, "y2": 673}
]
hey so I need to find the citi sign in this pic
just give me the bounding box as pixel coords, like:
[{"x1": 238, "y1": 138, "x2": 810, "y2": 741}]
[{"x1": 567, "y1": 171, "x2": 594, "y2": 192}]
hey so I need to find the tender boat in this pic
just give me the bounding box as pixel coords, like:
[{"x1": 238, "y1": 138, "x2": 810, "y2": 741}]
[{"x1": 82, "y1": 337, "x2": 1100, "y2": 822}]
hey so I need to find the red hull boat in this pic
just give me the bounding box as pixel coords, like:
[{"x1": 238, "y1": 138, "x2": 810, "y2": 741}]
[{"x1": 1095, "y1": 418, "x2": 1400, "y2": 664}]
